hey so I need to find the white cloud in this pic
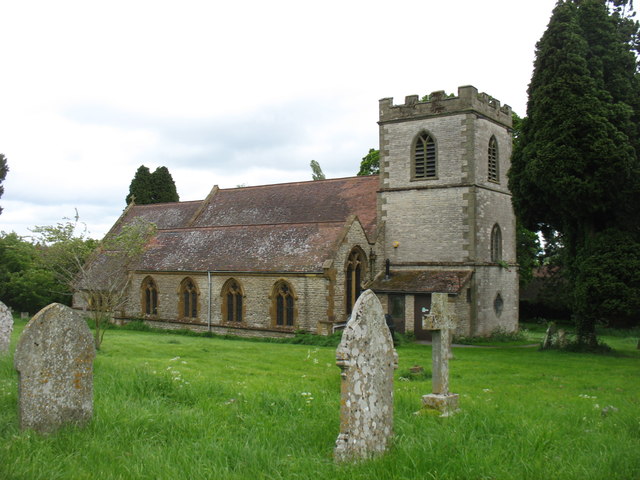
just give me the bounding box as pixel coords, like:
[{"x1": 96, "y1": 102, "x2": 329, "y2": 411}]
[{"x1": 0, "y1": 0, "x2": 557, "y2": 238}]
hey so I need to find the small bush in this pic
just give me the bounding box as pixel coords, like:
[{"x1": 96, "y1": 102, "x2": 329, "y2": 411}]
[{"x1": 396, "y1": 367, "x2": 432, "y2": 382}]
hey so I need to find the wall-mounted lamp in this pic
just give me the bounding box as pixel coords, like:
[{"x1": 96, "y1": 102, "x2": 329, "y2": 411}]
[{"x1": 392, "y1": 241, "x2": 400, "y2": 248}]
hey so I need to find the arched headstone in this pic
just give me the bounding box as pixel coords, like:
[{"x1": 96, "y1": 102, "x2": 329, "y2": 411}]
[
  {"x1": 334, "y1": 290, "x2": 398, "y2": 462},
  {"x1": 14, "y1": 303, "x2": 96, "y2": 434},
  {"x1": 0, "y1": 301, "x2": 13, "y2": 354}
]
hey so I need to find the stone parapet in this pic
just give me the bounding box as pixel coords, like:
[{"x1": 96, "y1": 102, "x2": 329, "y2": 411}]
[{"x1": 379, "y1": 85, "x2": 512, "y2": 127}]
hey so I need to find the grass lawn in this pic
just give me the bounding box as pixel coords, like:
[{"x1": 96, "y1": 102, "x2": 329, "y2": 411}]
[{"x1": 1, "y1": 318, "x2": 639, "y2": 480}]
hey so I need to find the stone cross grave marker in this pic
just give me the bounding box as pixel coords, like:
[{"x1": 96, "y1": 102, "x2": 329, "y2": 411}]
[
  {"x1": 334, "y1": 289, "x2": 398, "y2": 462},
  {"x1": 14, "y1": 303, "x2": 96, "y2": 434},
  {"x1": 422, "y1": 292, "x2": 459, "y2": 416},
  {"x1": 0, "y1": 301, "x2": 13, "y2": 354}
]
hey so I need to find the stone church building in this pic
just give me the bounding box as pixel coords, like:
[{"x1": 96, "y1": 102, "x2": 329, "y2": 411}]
[{"x1": 75, "y1": 85, "x2": 518, "y2": 339}]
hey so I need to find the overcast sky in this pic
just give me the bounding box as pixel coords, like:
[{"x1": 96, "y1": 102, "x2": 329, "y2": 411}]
[{"x1": 0, "y1": 0, "x2": 558, "y2": 239}]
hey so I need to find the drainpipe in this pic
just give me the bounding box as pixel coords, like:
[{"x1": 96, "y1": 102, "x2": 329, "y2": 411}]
[{"x1": 207, "y1": 271, "x2": 212, "y2": 332}]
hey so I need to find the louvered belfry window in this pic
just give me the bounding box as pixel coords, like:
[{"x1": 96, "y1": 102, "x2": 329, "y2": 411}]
[
  {"x1": 488, "y1": 136, "x2": 499, "y2": 182},
  {"x1": 414, "y1": 132, "x2": 437, "y2": 179}
]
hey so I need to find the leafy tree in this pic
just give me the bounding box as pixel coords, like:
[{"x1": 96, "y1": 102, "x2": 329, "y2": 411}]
[
  {"x1": 32, "y1": 216, "x2": 154, "y2": 350},
  {"x1": 4, "y1": 268, "x2": 63, "y2": 314},
  {"x1": 509, "y1": 0, "x2": 640, "y2": 346},
  {"x1": 150, "y1": 166, "x2": 180, "y2": 203},
  {"x1": 357, "y1": 148, "x2": 379, "y2": 176},
  {"x1": 0, "y1": 153, "x2": 8, "y2": 215},
  {"x1": 516, "y1": 222, "x2": 542, "y2": 287},
  {"x1": 310, "y1": 160, "x2": 325, "y2": 181},
  {"x1": 0, "y1": 232, "x2": 63, "y2": 312}
]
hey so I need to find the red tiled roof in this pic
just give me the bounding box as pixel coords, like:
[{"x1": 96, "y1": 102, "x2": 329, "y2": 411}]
[
  {"x1": 95, "y1": 176, "x2": 378, "y2": 276},
  {"x1": 191, "y1": 176, "x2": 378, "y2": 239}
]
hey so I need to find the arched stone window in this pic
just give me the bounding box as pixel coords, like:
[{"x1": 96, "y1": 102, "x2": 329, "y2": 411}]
[
  {"x1": 221, "y1": 278, "x2": 243, "y2": 323},
  {"x1": 488, "y1": 135, "x2": 499, "y2": 182},
  {"x1": 491, "y1": 224, "x2": 502, "y2": 263},
  {"x1": 141, "y1": 276, "x2": 158, "y2": 316},
  {"x1": 345, "y1": 248, "x2": 367, "y2": 315},
  {"x1": 413, "y1": 132, "x2": 437, "y2": 179},
  {"x1": 271, "y1": 280, "x2": 296, "y2": 327},
  {"x1": 179, "y1": 277, "x2": 198, "y2": 319}
]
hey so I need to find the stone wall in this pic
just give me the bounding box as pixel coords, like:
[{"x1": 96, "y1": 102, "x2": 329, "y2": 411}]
[
  {"x1": 474, "y1": 188, "x2": 517, "y2": 263},
  {"x1": 382, "y1": 188, "x2": 469, "y2": 264},
  {"x1": 473, "y1": 265, "x2": 518, "y2": 336},
  {"x1": 123, "y1": 271, "x2": 330, "y2": 334}
]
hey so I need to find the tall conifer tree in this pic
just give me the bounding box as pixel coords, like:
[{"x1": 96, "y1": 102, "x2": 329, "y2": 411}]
[
  {"x1": 150, "y1": 166, "x2": 179, "y2": 203},
  {"x1": 126, "y1": 165, "x2": 153, "y2": 205},
  {"x1": 510, "y1": 0, "x2": 640, "y2": 345},
  {"x1": 126, "y1": 165, "x2": 179, "y2": 205}
]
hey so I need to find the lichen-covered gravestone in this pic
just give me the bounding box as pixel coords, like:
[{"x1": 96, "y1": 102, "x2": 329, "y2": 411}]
[
  {"x1": 334, "y1": 289, "x2": 398, "y2": 462},
  {"x1": 14, "y1": 303, "x2": 96, "y2": 434},
  {"x1": 0, "y1": 301, "x2": 13, "y2": 354},
  {"x1": 422, "y1": 292, "x2": 459, "y2": 416}
]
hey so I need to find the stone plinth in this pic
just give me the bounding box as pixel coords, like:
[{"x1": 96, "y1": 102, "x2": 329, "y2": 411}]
[{"x1": 422, "y1": 393, "x2": 460, "y2": 417}]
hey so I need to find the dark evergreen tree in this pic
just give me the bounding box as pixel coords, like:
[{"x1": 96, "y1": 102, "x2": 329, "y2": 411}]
[
  {"x1": 150, "y1": 166, "x2": 179, "y2": 203},
  {"x1": 509, "y1": 0, "x2": 640, "y2": 345},
  {"x1": 126, "y1": 165, "x2": 179, "y2": 204},
  {"x1": 0, "y1": 153, "x2": 8, "y2": 215},
  {"x1": 126, "y1": 165, "x2": 153, "y2": 205}
]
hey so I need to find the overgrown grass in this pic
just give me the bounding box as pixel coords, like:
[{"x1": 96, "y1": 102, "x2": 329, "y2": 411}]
[
  {"x1": 1, "y1": 317, "x2": 639, "y2": 479},
  {"x1": 453, "y1": 327, "x2": 537, "y2": 346}
]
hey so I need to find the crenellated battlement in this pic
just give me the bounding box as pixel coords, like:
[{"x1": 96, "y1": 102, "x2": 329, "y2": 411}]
[{"x1": 379, "y1": 85, "x2": 512, "y2": 127}]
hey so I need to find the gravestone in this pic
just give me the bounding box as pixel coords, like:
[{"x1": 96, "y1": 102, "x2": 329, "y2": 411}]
[
  {"x1": 0, "y1": 301, "x2": 13, "y2": 354},
  {"x1": 14, "y1": 303, "x2": 96, "y2": 434},
  {"x1": 421, "y1": 292, "x2": 459, "y2": 416},
  {"x1": 541, "y1": 322, "x2": 557, "y2": 349},
  {"x1": 334, "y1": 289, "x2": 398, "y2": 462}
]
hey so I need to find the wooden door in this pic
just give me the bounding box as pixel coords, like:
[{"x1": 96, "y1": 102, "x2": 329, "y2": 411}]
[
  {"x1": 388, "y1": 295, "x2": 405, "y2": 334},
  {"x1": 413, "y1": 294, "x2": 432, "y2": 341}
]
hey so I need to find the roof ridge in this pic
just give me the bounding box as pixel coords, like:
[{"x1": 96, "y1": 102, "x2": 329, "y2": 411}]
[
  {"x1": 217, "y1": 174, "x2": 379, "y2": 192},
  {"x1": 132, "y1": 199, "x2": 204, "y2": 207},
  {"x1": 156, "y1": 220, "x2": 351, "y2": 232}
]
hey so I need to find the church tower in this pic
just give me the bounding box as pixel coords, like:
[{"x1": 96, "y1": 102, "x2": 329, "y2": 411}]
[{"x1": 373, "y1": 86, "x2": 517, "y2": 337}]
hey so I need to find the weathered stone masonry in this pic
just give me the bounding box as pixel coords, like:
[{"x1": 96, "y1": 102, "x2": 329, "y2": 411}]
[{"x1": 76, "y1": 86, "x2": 518, "y2": 338}]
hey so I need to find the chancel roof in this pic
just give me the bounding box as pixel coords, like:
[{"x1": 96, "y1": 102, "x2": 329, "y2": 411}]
[
  {"x1": 108, "y1": 176, "x2": 379, "y2": 274},
  {"x1": 190, "y1": 176, "x2": 378, "y2": 239}
]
